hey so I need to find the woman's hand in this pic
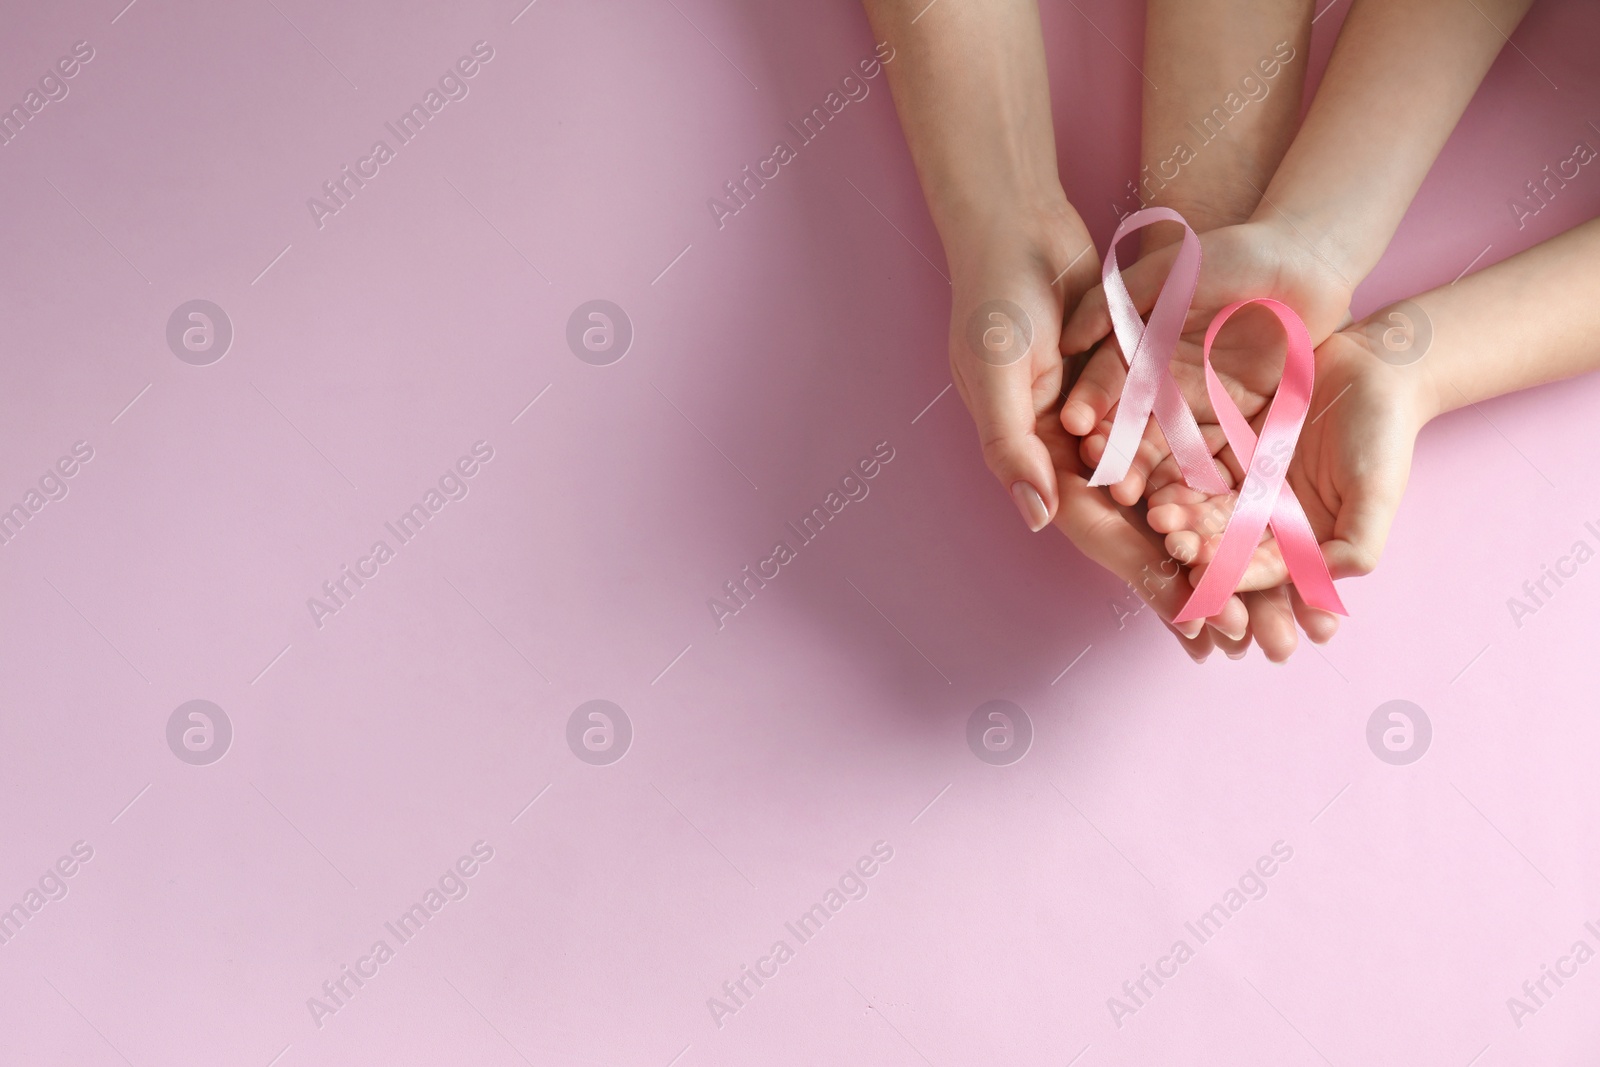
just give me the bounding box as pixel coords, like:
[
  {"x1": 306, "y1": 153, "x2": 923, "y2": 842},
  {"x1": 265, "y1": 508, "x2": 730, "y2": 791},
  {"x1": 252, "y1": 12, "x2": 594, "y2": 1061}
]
[
  {"x1": 945, "y1": 203, "x2": 1099, "y2": 532},
  {"x1": 946, "y1": 202, "x2": 1251, "y2": 656}
]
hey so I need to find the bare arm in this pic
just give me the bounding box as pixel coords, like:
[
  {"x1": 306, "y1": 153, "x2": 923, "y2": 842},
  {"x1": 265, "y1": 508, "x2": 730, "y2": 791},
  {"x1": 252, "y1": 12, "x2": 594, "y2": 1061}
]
[
  {"x1": 1413, "y1": 214, "x2": 1600, "y2": 419},
  {"x1": 1062, "y1": 0, "x2": 1537, "y2": 494},
  {"x1": 863, "y1": 0, "x2": 1237, "y2": 655},
  {"x1": 1139, "y1": 0, "x2": 1314, "y2": 242},
  {"x1": 1138, "y1": 0, "x2": 1326, "y2": 657},
  {"x1": 1250, "y1": 0, "x2": 1537, "y2": 291},
  {"x1": 861, "y1": 0, "x2": 1066, "y2": 253},
  {"x1": 860, "y1": 0, "x2": 1099, "y2": 533}
]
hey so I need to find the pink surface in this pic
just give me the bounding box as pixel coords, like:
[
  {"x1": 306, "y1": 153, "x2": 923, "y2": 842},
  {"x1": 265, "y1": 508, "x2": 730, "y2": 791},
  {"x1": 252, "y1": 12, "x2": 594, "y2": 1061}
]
[{"x1": 2, "y1": 1, "x2": 1599, "y2": 1064}]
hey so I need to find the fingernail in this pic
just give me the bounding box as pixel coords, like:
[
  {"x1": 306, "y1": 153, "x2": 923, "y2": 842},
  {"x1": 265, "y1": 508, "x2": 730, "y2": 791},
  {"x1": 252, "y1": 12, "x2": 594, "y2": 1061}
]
[
  {"x1": 1214, "y1": 620, "x2": 1247, "y2": 642},
  {"x1": 1226, "y1": 649, "x2": 1246, "y2": 660},
  {"x1": 1011, "y1": 482, "x2": 1049, "y2": 532},
  {"x1": 1176, "y1": 619, "x2": 1203, "y2": 639}
]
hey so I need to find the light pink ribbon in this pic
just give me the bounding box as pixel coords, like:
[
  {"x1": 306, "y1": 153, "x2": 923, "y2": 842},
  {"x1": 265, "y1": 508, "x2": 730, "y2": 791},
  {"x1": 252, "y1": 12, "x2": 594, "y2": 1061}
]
[
  {"x1": 1171, "y1": 299, "x2": 1347, "y2": 623},
  {"x1": 1087, "y1": 208, "x2": 1228, "y2": 496}
]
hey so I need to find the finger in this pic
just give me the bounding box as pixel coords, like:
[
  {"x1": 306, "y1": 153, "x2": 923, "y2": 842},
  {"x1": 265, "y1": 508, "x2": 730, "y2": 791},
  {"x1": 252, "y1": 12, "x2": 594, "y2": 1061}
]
[
  {"x1": 1146, "y1": 478, "x2": 1221, "y2": 507},
  {"x1": 1166, "y1": 529, "x2": 1203, "y2": 566},
  {"x1": 1153, "y1": 486, "x2": 1265, "y2": 576},
  {"x1": 954, "y1": 355, "x2": 1060, "y2": 533},
  {"x1": 1215, "y1": 628, "x2": 1252, "y2": 659},
  {"x1": 1213, "y1": 600, "x2": 1254, "y2": 657},
  {"x1": 1214, "y1": 439, "x2": 1247, "y2": 486},
  {"x1": 1321, "y1": 480, "x2": 1404, "y2": 580},
  {"x1": 1290, "y1": 585, "x2": 1341, "y2": 645},
  {"x1": 1078, "y1": 413, "x2": 1175, "y2": 508},
  {"x1": 1053, "y1": 467, "x2": 1206, "y2": 641},
  {"x1": 1077, "y1": 423, "x2": 1114, "y2": 471},
  {"x1": 1108, "y1": 416, "x2": 1176, "y2": 507},
  {"x1": 1060, "y1": 281, "x2": 1113, "y2": 357},
  {"x1": 1165, "y1": 617, "x2": 1215, "y2": 663},
  {"x1": 1147, "y1": 486, "x2": 1229, "y2": 533},
  {"x1": 1216, "y1": 633, "x2": 1254, "y2": 659},
  {"x1": 1184, "y1": 537, "x2": 1291, "y2": 588},
  {"x1": 1144, "y1": 423, "x2": 1234, "y2": 496},
  {"x1": 1206, "y1": 593, "x2": 1250, "y2": 642},
  {"x1": 1246, "y1": 586, "x2": 1299, "y2": 663},
  {"x1": 1235, "y1": 542, "x2": 1291, "y2": 588},
  {"x1": 1078, "y1": 427, "x2": 1172, "y2": 514},
  {"x1": 1155, "y1": 488, "x2": 1236, "y2": 567},
  {"x1": 1060, "y1": 242, "x2": 1179, "y2": 355},
  {"x1": 1141, "y1": 531, "x2": 1247, "y2": 641},
  {"x1": 1144, "y1": 456, "x2": 1185, "y2": 497},
  {"x1": 1061, "y1": 338, "x2": 1127, "y2": 436},
  {"x1": 1152, "y1": 495, "x2": 1239, "y2": 582}
]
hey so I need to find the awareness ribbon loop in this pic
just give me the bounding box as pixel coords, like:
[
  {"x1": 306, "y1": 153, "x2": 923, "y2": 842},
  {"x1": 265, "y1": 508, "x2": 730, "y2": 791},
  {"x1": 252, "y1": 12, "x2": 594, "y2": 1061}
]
[
  {"x1": 1088, "y1": 208, "x2": 1228, "y2": 496},
  {"x1": 1170, "y1": 298, "x2": 1347, "y2": 624}
]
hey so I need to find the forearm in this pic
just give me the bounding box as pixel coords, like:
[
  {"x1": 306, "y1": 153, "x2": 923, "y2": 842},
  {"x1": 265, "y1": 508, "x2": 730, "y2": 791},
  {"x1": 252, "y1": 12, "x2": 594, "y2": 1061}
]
[
  {"x1": 1397, "y1": 216, "x2": 1600, "y2": 419},
  {"x1": 1140, "y1": 0, "x2": 1313, "y2": 239},
  {"x1": 1251, "y1": 0, "x2": 1535, "y2": 285},
  {"x1": 861, "y1": 0, "x2": 1068, "y2": 258}
]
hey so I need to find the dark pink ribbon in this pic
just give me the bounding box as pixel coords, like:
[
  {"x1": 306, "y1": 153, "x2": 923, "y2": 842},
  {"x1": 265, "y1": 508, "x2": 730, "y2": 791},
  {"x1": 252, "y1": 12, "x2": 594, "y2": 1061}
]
[{"x1": 1171, "y1": 299, "x2": 1347, "y2": 623}]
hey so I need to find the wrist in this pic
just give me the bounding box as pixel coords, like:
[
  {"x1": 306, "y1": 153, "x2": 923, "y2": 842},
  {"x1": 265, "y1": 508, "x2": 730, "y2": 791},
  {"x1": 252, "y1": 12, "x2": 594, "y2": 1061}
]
[
  {"x1": 1408, "y1": 364, "x2": 1444, "y2": 433},
  {"x1": 944, "y1": 203, "x2": 1093, "y2": 300},
  {"x1": 1412, "y1": 354, "x2": 1453, "y2": 427},
  {"x1": 1137, "y1": 185, "x2": 1260, "y2": 250},
  {"x1": 1242, "y1": 215, "x2": 1359, "y2": 317},
  {"x1": 936, "y1": 186, "x2": 1075, "y2": 267},
  {"x1": 1340, "y1": 316, "x2": 1442, "y2": 432},
  {"x1": 1245, "y1": 208, "x2": 1366, "y2": 304}
]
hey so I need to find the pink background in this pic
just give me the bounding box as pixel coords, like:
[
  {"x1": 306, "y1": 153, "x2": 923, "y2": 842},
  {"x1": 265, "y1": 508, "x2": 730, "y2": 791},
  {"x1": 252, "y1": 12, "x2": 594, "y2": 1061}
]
[{"x1": 2, "y1": 0, "x2": 1598, "y2": 1063}]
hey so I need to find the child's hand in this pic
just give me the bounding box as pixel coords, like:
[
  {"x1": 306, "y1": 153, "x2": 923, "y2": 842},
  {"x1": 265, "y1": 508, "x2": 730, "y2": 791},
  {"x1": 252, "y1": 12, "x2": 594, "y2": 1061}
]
[
  {"x1": 1145, "y1": 326, "x2": 1432, "y2": 607},
  {"x1": 1056, "y1": 219, "x2": 1355, "y2": 506}
]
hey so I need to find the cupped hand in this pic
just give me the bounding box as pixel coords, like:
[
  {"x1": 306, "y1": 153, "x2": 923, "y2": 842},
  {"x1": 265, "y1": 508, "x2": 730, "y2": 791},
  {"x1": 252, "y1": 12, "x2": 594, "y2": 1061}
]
[
  {"x1": 1145, "y1": 325, "x2": 1432, "y2": 639},
  {"x1": 945, "y1": 203, "x2": 1102, "y2": 533},
  {"x1": 1057, "y1": 218, "x2": 1357, "y2": 506},
  {"x1": 943, "y1": 201, "x2": 1250, "y2": 658}
]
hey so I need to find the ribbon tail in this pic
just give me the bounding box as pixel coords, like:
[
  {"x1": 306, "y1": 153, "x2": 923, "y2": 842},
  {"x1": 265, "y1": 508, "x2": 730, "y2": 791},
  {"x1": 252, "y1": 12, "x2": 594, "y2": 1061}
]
[{"x1": 1267, "y1": 485, "x2": 1348, "y2": 615}]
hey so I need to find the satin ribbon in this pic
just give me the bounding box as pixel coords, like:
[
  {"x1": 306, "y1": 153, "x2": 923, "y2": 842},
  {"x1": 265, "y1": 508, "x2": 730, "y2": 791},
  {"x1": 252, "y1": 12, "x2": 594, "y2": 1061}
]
[
  {"x1": 1170, "y1": 299, "x2": 1347, "y2": 623},
  {"x1": 1087, "y1": 208, "x2": 1228, "y2": 496}
]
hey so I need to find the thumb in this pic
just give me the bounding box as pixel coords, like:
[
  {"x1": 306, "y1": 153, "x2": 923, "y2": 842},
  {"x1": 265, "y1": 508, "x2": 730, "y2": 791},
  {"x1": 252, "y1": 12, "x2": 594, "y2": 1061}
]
[
  {"x1": 955, "y1": 358, "x2": 1059, "y2": 533},
  {"x1": 1322, "y1": 491, "x2": 1398, "y2": 580},
  {"x1": 1321, "y1": 451, "x2": 1411, "y2": 580},
  {"x1": 1060, "y1": 241, "x2": 1179, "y2": 356}
]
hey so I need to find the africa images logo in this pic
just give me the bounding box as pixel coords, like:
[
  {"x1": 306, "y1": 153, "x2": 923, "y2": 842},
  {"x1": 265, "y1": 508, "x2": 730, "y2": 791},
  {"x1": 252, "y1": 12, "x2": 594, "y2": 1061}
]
[
  {"x1": 705, "y1": 841, "x2": 894, "y2": 1030},
  {"x1": 706, "y1": 42, "x2": 894, "y2": 231},
  {"x1": 706, "y1": 441, "x2": 895, "y2": 630}
]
